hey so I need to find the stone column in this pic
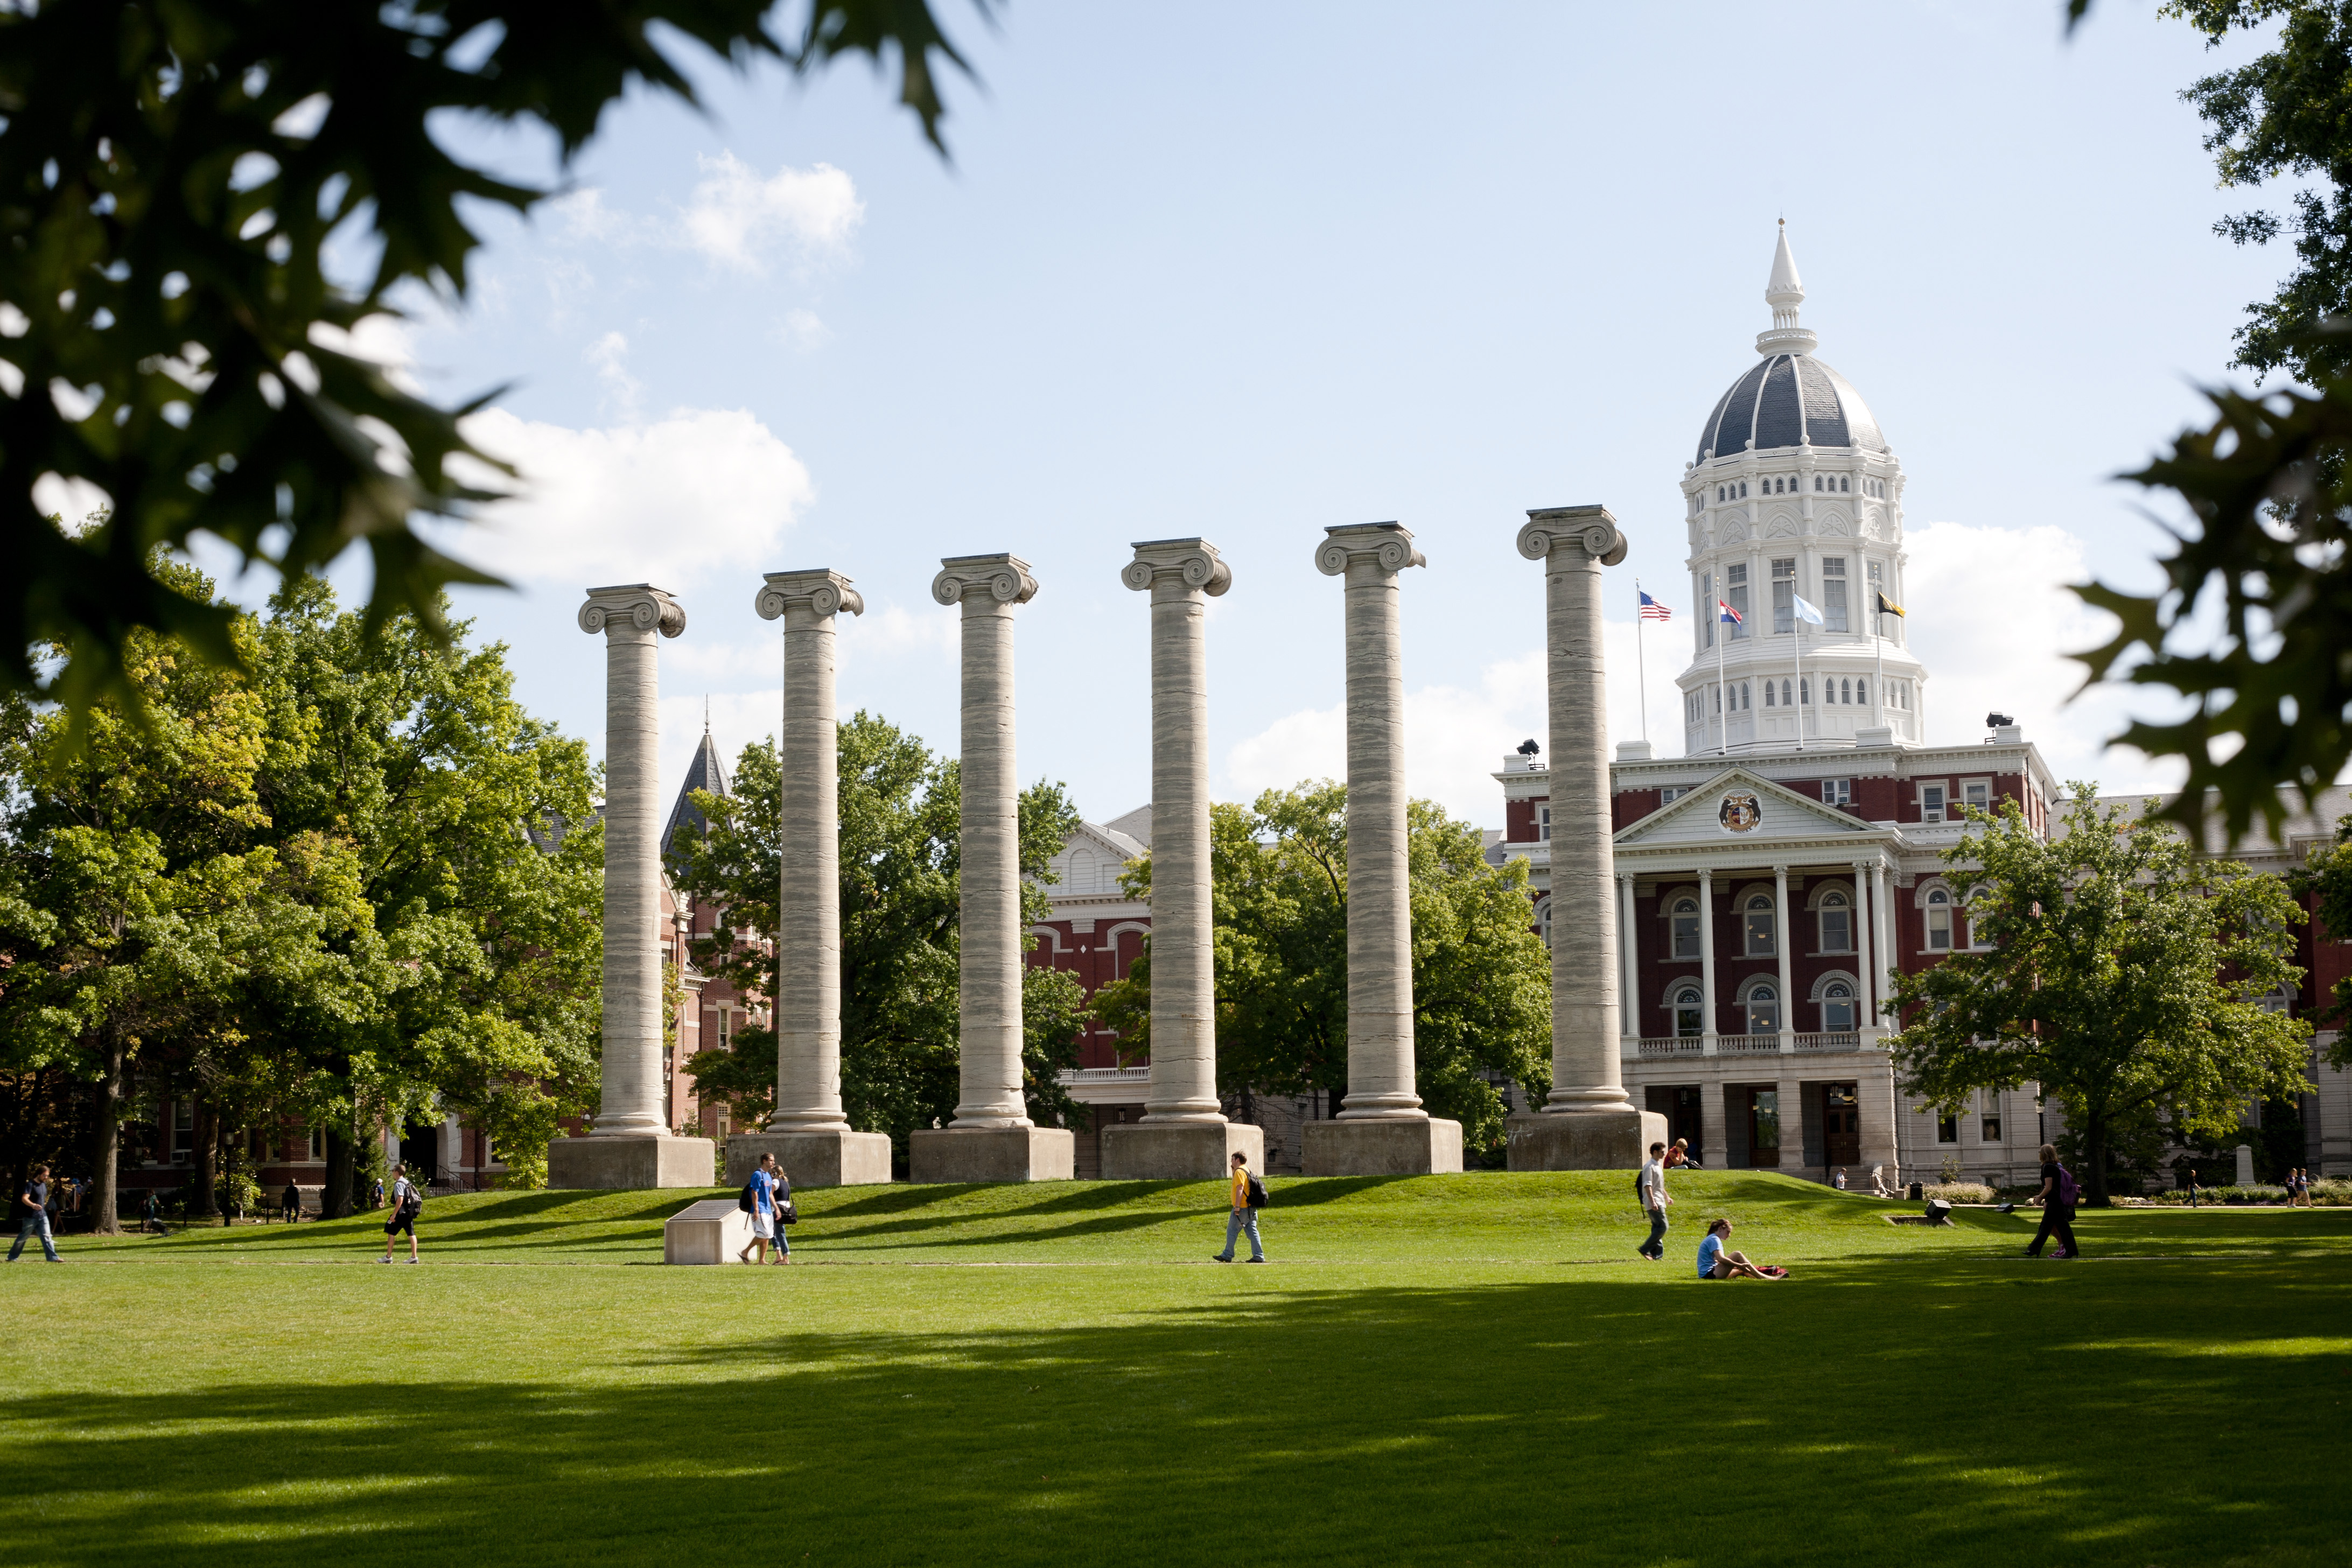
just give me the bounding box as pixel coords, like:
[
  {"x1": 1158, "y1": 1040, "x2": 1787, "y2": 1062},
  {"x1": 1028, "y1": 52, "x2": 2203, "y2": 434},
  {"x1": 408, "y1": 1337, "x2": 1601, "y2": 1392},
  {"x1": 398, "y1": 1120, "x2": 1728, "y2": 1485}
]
[
  {"x1": 1852, "y1": 860, "x2": 1876, "y2": 1045},
  {"x1": 550, "y1": 585, "x2": 716, "y2": 1190},
  {"x1": 1301, "y1": 523, "x2": 1462, "y2": 1176},
  {"x1": 1699, "y1": 868, "x2": 1719, "y2": 1055},
  {"x1": 908, "y1": 555, "x2": 1074, "y2": 1184},
  {"x1": 1101, "y1": 540, "x2": 1263, "y2": 1179},
  {"x1": 1774, "y1": 865, "x2": 1794, "y2": 1050},
  {"x1": 725, "y1": 570, "x2": 894, "y2": 1189},
  {"x1": 1506, "y1": 505, "x2": 1665, "y2": 1170},
  {"x1": 1618, "y1": 873, "x2": 1639, "y2": 1048},
  {"x1": 1871, "y1": 863, "x2": 1896, "y2": 1021}
]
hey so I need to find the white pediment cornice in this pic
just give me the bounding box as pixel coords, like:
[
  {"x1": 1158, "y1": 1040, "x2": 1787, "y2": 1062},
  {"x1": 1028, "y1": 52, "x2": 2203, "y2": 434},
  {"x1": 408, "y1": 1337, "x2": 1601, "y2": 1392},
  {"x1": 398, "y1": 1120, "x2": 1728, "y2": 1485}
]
[{"x1": 1614, "y1": 767, "x2": 1896, "y2": 865}]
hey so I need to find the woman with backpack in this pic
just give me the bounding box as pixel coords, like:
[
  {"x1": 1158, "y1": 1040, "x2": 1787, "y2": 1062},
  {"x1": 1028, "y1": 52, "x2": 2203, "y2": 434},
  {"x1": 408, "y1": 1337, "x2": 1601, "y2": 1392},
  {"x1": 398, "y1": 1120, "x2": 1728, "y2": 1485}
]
[
  {"x1": 379, "y1": 1163, "x2": 422, "y2": 1264},
  {"x1": 2025, "y1": 1142, "x2": 2080, "y2": 1259}
]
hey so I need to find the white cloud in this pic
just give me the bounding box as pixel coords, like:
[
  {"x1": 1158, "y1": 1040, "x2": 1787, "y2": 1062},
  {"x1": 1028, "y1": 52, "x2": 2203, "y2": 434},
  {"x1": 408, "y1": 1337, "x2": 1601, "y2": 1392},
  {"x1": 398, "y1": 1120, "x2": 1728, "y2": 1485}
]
[
  {"x1": 585, "y1": 331, "x2": 642, "y2": 422},
  {"x1": 1901, "y1": 518, "x2": 2176, "y2": 793},
  {"x1": 32, "y1": 472, "x2": 110, "y2": 528},
  {"x1": 682, "y1": 155, "x2": 863, "y2": 274},
  {"x1": 779, "y1": 308, "x2": 833, "y2": 353},
  {"x1": 453, "y1": 405, "x2": 815, "y2": 586}
]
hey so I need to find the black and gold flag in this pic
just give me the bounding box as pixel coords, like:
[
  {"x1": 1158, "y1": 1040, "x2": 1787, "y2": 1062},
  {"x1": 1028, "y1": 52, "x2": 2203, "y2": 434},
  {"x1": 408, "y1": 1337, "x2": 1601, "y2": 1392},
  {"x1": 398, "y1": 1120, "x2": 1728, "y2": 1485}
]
[{"x1": 1874, "y1": 590, "x2": 1905, "y2": 619}]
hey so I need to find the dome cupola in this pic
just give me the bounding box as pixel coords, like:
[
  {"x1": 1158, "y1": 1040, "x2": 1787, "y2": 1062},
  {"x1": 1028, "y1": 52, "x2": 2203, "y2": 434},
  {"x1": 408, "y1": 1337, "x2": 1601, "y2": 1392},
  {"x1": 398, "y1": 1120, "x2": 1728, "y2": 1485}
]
[{"x1": 1693, "y1": 221, "x2": 1887, "y2": 464}]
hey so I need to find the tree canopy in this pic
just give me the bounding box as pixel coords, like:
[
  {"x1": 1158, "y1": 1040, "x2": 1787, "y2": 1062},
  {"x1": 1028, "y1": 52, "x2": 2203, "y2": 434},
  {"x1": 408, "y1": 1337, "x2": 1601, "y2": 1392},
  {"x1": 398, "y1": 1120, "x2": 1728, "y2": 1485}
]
[
  {"x1": 1884, "y1": 783, "x2": 2312, "y2": 1203},
  {"x1": 0, "y1": 1, "x2": 979, "y2": 719},
  {"x1": 1096, "y1": 783, "x2": 1552, "y2": 1159},
  {"x1": 666, "y1": 713, "x2": 1088, "y2": 1165}
]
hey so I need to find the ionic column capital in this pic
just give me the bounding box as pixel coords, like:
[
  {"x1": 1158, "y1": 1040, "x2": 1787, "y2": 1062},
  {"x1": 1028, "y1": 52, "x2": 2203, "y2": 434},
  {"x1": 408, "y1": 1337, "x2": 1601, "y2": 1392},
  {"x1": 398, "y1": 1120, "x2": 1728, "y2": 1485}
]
[
  {"x1": 755, "y1": 568, "x2": 865, "y2": 623},
  {"x1": 1517, "y1": 504, "x2": 1628, "y2": 568},
  {"x1": 933, "y1": 553, "x2": 1039, "y2": 607},
  {"x1": 1315, "y1": 522, "x2": 1424, "y2": 577},
  {"x1": 1122, "y1": 537, "x2": 1232, "y2": 596},
  {"x1": 579, "y1": 583, "x2": 685, "y2": 638}
]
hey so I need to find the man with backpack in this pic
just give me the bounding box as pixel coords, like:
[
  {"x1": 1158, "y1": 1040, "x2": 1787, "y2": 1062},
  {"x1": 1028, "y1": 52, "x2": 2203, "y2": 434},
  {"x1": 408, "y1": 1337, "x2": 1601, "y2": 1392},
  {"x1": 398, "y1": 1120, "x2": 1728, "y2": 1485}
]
[
  {"x1": 737, "y1": 1151, "x2": 789, "y2": 1265},
  {"x1": 2025, "y1": 1141, "x2": 2081, "y2": 1259},
  {"x1": 1213, "y1": 1151, "x2": 1268, "y2": 1263},
  {"x1": 1636, "y1": 1141, "x2": 1671, "y2": 1261},
  {"x1": 379, "y1": 1163, "x2": 423, "y2": 1263}
]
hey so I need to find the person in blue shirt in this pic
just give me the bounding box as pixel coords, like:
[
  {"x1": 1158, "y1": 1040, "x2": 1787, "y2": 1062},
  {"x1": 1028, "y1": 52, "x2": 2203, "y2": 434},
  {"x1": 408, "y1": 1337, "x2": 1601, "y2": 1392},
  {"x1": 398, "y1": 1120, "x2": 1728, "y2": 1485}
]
[
  {"x1": 737, "y1": 1152, "x2": 790, "y2": 1265},
  {"x1": 1697, "y1": 1218, "x2": 1779, "y2": 1280}
]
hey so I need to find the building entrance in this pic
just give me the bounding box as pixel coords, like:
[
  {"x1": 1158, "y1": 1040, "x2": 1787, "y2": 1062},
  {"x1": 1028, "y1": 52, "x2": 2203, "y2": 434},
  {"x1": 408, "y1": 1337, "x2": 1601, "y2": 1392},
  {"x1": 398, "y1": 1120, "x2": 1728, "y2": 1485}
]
[
  {"x1": 1744, "y1": 1088, "x2": 1781, "y2": 1168},
  {"x1": 1823, "y1": 1083, "x2": 1860, "y2": 1170},
  {"x1": 1645, "y1": 1085, "x2": 1704, "y2": 1165},
  {"x1": 398, "y1": 1119, "x2": 438, "y2": 1184}
]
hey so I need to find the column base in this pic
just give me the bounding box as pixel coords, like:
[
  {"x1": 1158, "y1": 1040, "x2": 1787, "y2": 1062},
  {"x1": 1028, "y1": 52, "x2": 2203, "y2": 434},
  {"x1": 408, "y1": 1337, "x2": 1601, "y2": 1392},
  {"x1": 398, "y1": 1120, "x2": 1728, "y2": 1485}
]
[
  {"x1": 547, "y1": 1135, "x2": 717, "y2": 1191},
  {"x1": 1101, "y1": 1121, "x2": 1264, "y2": 1181},
  {"x1": 1302, "y1": 1117, "x2": 1463, "y2": 1177},
  {"x1": 725, "y1": 1128, "x2": 894, "y2": 1189},
  {"x1": 1504, "y1": 1108, "x2": 1667, "y2": 1171},
  {"x1": 908, "y1": 1125, "x2": 1075, "y2": 1184}
]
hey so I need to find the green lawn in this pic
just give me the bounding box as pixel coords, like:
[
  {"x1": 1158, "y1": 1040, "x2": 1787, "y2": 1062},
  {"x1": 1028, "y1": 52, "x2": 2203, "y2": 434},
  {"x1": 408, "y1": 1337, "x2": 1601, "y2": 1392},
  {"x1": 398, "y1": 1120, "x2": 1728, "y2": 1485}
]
[{"x1": 10, "y1": 1173, "x2": 2349, "y2": 1567}]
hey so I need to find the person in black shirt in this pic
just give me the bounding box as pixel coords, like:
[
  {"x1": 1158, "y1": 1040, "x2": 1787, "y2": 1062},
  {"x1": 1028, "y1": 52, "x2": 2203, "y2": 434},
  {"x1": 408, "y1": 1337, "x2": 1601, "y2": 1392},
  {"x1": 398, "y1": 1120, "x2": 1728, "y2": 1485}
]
[
  {"x1": 281, "y1": 1181, "x2": 303, "y2": 1223},
  {"x1": 7, "y1": 1164, "x2": 61, "y2": 1262},
  {"x1": 2024, "y1": 1141, "x2": 2080, "y2": 1259}
]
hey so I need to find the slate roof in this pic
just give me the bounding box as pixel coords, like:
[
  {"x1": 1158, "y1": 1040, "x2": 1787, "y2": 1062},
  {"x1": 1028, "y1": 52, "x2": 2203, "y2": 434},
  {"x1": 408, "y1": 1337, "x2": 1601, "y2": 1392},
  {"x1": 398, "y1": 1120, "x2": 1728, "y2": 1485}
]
[
  {"x1": 1695, "y1": 353, "x2": 1886, "y2": 464},
  {"x1": 663, "y1": 726, "x2": 731, "y2": 854}
]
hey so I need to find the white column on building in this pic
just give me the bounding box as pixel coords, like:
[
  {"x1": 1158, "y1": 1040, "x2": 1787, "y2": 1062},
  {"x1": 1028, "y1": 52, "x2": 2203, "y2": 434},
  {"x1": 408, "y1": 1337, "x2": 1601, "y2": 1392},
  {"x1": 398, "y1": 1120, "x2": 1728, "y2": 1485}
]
[
  {"x1": 1871, "y1": 861, "x2": 1896, "y2": 1014},
  {"x1": 1774, "y1": 864, "x2": 1794, "y2": 1050},
  {"x1": 908, "y1": 555, "x2": 1074, "y2": 1183},
  {"x1": 1618, "y1": 873, "x2": 1639, "y2": 1048},
  {"x1": 1852, "y1": 858, "x2": 1877, "y2": 1044},
  {"x1": 1303, "y1": 523, "x2": 1461, "y2": 1175},
  {"x1": 1699, "y1": 867, "x2": 1718, "y2": 1055},
  {"x1": 550, "y1": 585, "x2": 713, "y2": 1189},
  {"x1": 1101, "y1": 540, "x2": 1263, "y2": 1179}
]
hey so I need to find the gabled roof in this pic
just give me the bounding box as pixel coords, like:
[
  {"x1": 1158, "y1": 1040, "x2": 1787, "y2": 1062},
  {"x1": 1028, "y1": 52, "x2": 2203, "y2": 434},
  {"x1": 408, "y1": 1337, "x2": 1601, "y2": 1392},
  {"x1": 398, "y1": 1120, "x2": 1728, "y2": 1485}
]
[
  {"x1": 1614, "y1": 766, "x2": 1889, "y2": 854},
  {"x1": 663, "y1": 724, "x2": 731, "y2": 854}
]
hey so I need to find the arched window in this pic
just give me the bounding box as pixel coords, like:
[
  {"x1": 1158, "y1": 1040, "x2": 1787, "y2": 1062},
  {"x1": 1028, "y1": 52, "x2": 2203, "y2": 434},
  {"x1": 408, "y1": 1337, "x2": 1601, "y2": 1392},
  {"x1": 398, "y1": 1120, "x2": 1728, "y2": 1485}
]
[
  {"x1": 1763, "y1": 681, "x2": 1775, "y2": 708},
  {"x1": 1821, "y1": 979, "x2": 1856, "y2": 1032},
  {"x1": 1855, "y1": 677, "x2": 1868, "y2": 705},
  {"x1": 1800, "y1": 677, "x2": 1811, "y2": 704},
  {"x1": 1818, "y1": 890, "x2": 1852, "y2": 954},
  {"x1": 1671, "y1": 984, "x2": 1706, "y2": 1038},
  {"x1": 1536, "y1": 896, "x2": 1552, "y2": 950},
  {"x1": 1741, "y1": 682, "x2": 1752, "y2": 710},
  {"x1": 1744, "y1": 893, "x2": 1775, "y2": 957},
  {"x1": 1745, "y1": 981, "x2": 1779, "y2": 1035},
  {"x1": 1841, "y1": 475, "x2": 1850, "y2": 492},
  {"x1": 1926, "y1": 887, "x2": 1953, "y2": 951},
  {"x1": 1838, "y1": 678, "x2": 1850, "y2": 704},
  {"x1": 1964, "y1": 885, "x2": 1993, "y2": 950},
  {"x1": 1740, "y1": 481, "x2": 1748, "y2": 497},
  {"x1": 1670, "y1": 897, "x2": 1701, "y2": 958}
]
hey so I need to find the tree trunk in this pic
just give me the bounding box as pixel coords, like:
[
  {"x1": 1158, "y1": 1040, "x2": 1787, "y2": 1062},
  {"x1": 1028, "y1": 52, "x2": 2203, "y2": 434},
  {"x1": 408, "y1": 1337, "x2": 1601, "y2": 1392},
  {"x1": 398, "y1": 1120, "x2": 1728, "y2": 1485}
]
[
  {"x1": 2084, "y1": 1106, "x2": 2110, "y2": 1209},
  {"x1": 322, "y1": 1121, "x2": 356, "y2": 1220},
  {"x1": 190, "y1": 1101, "x2": 218, "y2": 1219},
  {"x1": 88, "y1": 1037, "x2": 123, "y2": 1235}
]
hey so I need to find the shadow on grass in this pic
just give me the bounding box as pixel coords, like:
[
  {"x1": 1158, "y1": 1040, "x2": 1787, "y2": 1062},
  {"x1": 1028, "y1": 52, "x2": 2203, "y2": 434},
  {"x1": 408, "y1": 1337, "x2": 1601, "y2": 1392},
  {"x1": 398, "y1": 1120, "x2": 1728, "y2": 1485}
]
[{"x1": 6, "y1": 1270, "x2": 2346, "y2": 1568}]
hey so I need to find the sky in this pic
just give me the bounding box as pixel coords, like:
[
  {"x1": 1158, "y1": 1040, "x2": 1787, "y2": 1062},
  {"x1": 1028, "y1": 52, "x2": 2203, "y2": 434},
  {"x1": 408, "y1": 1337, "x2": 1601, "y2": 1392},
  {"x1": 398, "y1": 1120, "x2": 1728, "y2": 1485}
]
[{"x1": 187, "y1": 2, "x2": 2303, "y2": 830}]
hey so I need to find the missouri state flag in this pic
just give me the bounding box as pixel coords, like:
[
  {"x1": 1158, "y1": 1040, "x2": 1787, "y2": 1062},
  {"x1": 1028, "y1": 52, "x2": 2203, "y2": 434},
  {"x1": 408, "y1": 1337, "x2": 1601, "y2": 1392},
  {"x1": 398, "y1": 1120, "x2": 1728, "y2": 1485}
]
[
  {"x1": 1638, "y1": 589, "x2": 1672, "y2": 621},
  {"x1": 1718, "y1": 598, "x2": 1742, "y2": 625}
]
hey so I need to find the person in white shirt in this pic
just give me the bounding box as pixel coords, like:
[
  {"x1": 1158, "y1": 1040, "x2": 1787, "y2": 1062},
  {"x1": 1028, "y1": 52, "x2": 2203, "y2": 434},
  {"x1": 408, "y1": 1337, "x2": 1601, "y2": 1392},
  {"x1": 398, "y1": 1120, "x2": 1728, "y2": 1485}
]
[
  {"x1": 1637, "y1": 1142, "x2": 1671, "y2": 1261},
  {"x1": 379, "y1": 1164, "x2": 421, "y2": 1264}
]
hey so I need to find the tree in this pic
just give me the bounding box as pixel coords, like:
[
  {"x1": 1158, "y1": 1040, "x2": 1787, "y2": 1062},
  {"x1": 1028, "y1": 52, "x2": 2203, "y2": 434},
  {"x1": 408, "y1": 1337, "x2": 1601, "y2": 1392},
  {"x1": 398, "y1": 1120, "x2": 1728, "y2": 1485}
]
[
  {"x1": 1884, "y1": 784, "x2": 2313, "y2": 1205},
  {"x1": 1098, "y1": 783, "x2": 1552, "y2": 1160},
  {"x1": 667, "y1": 713, "x2": 1087, "y2": 1165},
  {"x1": 0, "y1": 1, "x2": 980, "y2": 718},
  {"x1": 2292, "y1": 810, "x2": 2352, "y2": 1060},
  {"x1": 243, "y1": 575, "x2": 604, "y2": 1206},
  {"x1": 2061, "y1": 2, "x2": 2352, "y2": 844}
]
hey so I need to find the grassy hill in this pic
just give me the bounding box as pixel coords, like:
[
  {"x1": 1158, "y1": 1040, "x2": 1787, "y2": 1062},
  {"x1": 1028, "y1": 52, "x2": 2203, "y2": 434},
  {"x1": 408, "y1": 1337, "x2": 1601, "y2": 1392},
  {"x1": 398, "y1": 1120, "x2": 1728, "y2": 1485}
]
[{"x1": 11, "y1": 1173, "x2": 2348, "y2": 1567}]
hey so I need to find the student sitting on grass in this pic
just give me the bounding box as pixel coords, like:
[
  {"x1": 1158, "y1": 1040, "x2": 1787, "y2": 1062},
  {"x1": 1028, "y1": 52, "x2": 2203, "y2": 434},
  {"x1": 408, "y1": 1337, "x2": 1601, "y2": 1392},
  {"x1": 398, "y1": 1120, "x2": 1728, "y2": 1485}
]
[{"x1": 1696, "y1": 1219, "x2": 1783, "y2": 1280}]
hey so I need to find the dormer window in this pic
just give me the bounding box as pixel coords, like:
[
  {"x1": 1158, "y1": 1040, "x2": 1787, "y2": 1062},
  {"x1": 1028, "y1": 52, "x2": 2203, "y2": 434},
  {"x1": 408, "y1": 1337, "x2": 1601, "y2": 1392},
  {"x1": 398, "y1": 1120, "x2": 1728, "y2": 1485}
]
[{"x1": 1926, "y1": 888, "x2": 1953, "y2": 951}]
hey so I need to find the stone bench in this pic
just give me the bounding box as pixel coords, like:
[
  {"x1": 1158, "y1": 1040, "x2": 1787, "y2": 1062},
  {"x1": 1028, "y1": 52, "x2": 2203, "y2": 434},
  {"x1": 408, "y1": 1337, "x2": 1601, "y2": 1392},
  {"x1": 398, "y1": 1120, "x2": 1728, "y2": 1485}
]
[{"x1": 663, "y1": 1198, "x2": 754, "y2": 1264}]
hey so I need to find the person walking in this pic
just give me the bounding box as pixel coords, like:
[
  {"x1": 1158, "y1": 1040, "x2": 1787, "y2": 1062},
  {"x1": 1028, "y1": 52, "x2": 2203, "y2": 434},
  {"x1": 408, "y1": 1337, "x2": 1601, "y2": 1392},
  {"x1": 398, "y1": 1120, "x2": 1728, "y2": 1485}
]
[
  {"x1": 379, "y1": 1163, "x2": 421, "y2": 1263},
  {"x1": 8, "y1": 1165, "x2": 61, "y2": 1262},
  {"x1": 281, "y1": 1180, "x2": 303, "y2": 1223},
  {"x1": 1636, "y1": 1140, "x2": 1671, "y2": 1261},
  {"x1": 369, "y1": 1176, "x2": 384, "y2": 1212},
  {"x1": 1212, "y1": 1151, "x2": 1266, "y2": 1263},
  {"x1": 738, "y1": 1152, "x2": 781, "y2": 1265},
  {"x1": 141, "y1": 1188, "x2": 167, "y2": 1237},
  {"x1": 2024, "y1": 1142, "x2": 2081, "y2": 1259}
]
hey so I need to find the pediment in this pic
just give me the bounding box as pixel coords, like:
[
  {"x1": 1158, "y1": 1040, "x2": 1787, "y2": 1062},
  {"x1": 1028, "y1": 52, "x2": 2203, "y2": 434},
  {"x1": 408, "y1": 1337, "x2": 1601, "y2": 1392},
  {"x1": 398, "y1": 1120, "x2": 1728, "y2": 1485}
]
[{"x1": 1616, "y1": 768, "x2": 1883, "y2": 851}]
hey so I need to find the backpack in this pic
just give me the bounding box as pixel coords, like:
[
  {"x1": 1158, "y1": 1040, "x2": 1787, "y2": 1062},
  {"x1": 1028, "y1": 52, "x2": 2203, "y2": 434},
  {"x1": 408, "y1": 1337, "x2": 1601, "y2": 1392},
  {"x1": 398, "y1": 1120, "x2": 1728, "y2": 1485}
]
[
  {"x1": 398, "y1": 1182, "x2": 423, "y2": 1219},
  {"x1": 1245, "y1": 1174, "x2": 1269, "y2": 1209},
  {"x1": 2055, "y1": 1166, "x2": 2081, "y2": 1208},
  {"x1": 738, "y1": 1179, "x2": 758, "y2": 1214}
]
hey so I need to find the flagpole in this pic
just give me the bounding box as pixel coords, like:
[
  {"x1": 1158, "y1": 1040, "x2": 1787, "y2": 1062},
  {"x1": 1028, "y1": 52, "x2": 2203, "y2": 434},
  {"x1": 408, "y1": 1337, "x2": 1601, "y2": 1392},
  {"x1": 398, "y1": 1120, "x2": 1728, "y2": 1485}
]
[
  {"x1": 1794, "y1": 622, "x2": 1806, "y2": 752},
  {"x1": 1635, "y1": 582, "x2": 1649, "y2": 747},
  {"x1": 1873, "y1": 605, "x2": 1889, "y2": 737},
  {"x1": 1715, "y1": 606, "x2": 1728, "y2": 757}
]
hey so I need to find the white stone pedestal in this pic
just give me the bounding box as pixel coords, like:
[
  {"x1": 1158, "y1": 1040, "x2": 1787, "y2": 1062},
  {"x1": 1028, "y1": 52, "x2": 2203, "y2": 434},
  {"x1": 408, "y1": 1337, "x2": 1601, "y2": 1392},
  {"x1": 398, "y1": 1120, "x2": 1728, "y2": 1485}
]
[
  {"x1": 908, "y1": 1125, "x2": 1075, "y2": 1184},
  {"x1": 663, "y1": 1198, "x2": 754, "y2": 1264},
  {"x1": 1303, "y1": 1118, "x2": 1464, "y2": 1177},
  {"x1": 1505, "y1": 1108, "x2": 1666, "y2": 1172},
  {"x1": 548, "y1": 1134, "x2": 716, "y2": 1191},
  {"x1": 2235, "y1": 1143, "x2": 2256, "y2": 1187},
  {"x1": 1101, "y1": 1121, "x2": 1263, "y2": 1181},
  {"x1": 725, "y1": 1129, "x2": 894, "y2": 1188}
]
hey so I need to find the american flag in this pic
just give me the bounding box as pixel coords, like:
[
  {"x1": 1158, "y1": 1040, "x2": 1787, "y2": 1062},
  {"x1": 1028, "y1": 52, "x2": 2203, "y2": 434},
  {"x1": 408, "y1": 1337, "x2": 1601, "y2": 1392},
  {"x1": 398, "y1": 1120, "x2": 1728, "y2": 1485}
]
[{"x1": 1637, "y1": 589, "x2": 1672, "y2": 622}]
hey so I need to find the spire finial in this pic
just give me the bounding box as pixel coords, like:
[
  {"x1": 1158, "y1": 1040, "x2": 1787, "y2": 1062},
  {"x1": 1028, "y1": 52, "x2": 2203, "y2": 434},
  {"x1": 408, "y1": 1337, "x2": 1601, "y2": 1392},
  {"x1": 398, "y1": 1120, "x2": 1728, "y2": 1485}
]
[
  {"x1": 1756, "y1": 222, "x2": 1818, "y2": 358},
  {"x1": 703, "y1": 694, "x2": 710, "y2": 733}
]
